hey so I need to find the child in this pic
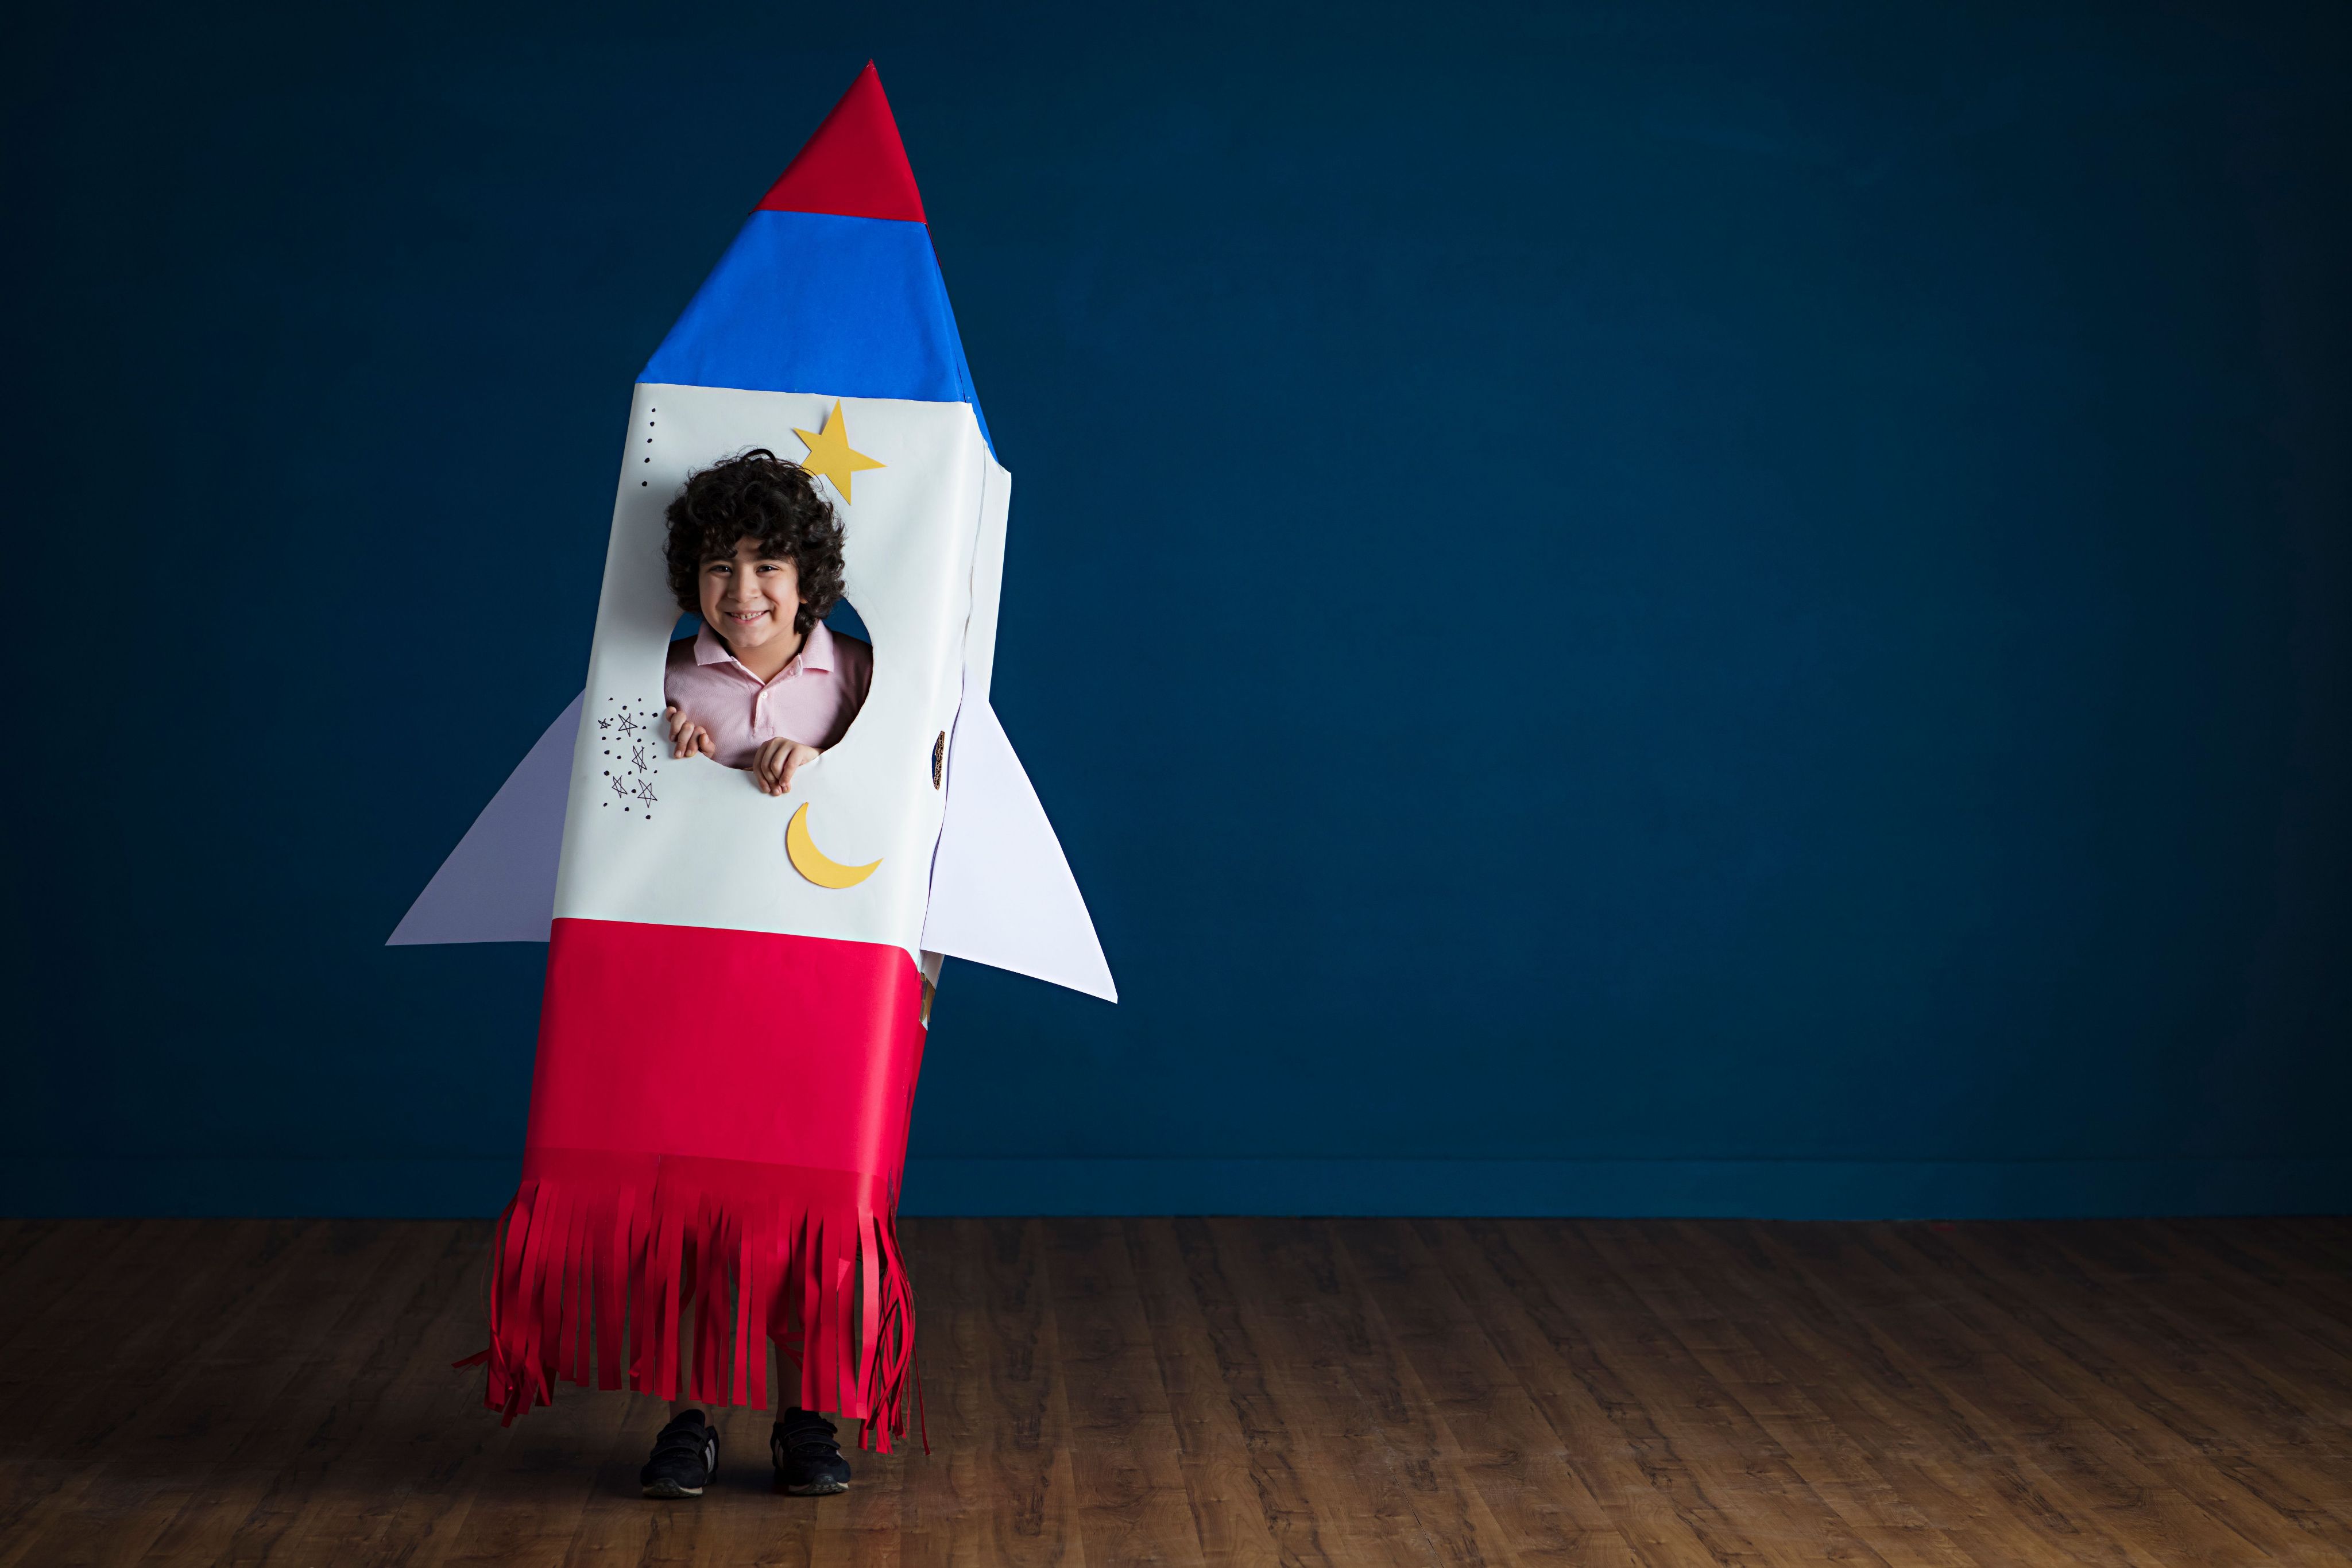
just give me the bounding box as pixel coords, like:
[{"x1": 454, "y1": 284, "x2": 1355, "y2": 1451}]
[
  {"x1": 662, "y1": 447, "x2": 873, "y2": 792},
  {"x1": 641, "y1": 448, "x2": 875, "y2": 1499}
]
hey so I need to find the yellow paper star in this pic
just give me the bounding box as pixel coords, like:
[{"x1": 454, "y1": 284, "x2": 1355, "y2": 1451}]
[{"x1": 792, "y1": 400, "x2": 885, "y2": 504}]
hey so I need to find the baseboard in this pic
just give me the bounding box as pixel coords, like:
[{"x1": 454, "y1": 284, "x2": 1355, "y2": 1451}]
[
  {"x1": 905, "y1": 1157, "x2": 2352, "y2": 1218},
  {"x1": 3, "y1": 1156, "x2": 2347, "y2": 1220},
  {"x1": 0, "y1": 1158, "x2": 525, "y2": 1219}
]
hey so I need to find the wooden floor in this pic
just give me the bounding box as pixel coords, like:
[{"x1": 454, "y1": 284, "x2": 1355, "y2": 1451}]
[{"x1": 1, "y1": 1217, "x2": 2348, "y2": 1566}]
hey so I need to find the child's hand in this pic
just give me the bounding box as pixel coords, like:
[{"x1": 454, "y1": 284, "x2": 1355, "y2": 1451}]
[
  {"x1": 752, "y1": 738, "x2": 821, "y2": 796},
  {"x1": 666, "y1": 706, "x2": 717, "y2": 762}
]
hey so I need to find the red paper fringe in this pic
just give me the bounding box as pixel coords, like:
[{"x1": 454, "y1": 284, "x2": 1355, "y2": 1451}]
[{"x1": 462, "y1": 1151, "x2": 919, "y2": 1452}]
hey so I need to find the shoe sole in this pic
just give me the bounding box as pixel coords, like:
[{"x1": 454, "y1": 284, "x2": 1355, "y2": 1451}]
[
  {"x1": 783, "y1": 1478, "x2": 850, "y2": 1496},
  {"x1": 641, "y1": 1479, "x2": 705, "y2": 1499}
]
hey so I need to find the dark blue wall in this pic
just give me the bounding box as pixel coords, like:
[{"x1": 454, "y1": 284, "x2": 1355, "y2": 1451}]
[{"x1": 7, "y1": 2, "x2": 2348, "y2": 1217}]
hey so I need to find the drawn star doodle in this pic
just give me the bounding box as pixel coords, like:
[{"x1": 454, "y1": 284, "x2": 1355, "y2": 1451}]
[{"x1": 594, "y1": 698, "x2": 663, "y2": 819}]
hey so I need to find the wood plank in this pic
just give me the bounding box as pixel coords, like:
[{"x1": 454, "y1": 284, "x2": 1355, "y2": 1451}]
[
  {"x1": 0, "y1": 1218, "x2": 147, "y2": 1341},
  {"x1": 1917, "y1": 1222, "x2": 2352, "y2": 1555},
  {"x1": 917, "y1": 1217, "x2": 1085, "y2": 1567},
  {"x1": 0, "y1": 1220, "x2": 354, "y2": 1568},
  {"x1": 1738, "y1": 1222, "x2": 2189, "y2": 1567},
  {"x1": 1331, "y1": 1218, "x2": 1639, "y2": 1568},
  {"x1": 1889, "y1": 1219, "x2": 2336, "y2": 1563},
  {"x1": 2238, "y1": 1217, "x2": 2352, "y2": 1281},
  {"x1": 891, "y1": 1213, "x2": 956, "y2": 1568},
  {"x1": 1500, "y1": 1221, "x2": 1889, "y2": 1568},
  {"x1": 812, "y1": 1339, "x2": 918, "y2": 1568},
  {"x1": 1591, "y1": 1221, "x2": 1982, "y2": 1568},
  {"x1": 1151, "y1": 1215, "x2": 1393, "y2": 1567},
  {"x1": 0, "y1": 1219, "x2": 224, "y2": 1391},
  {"x1": 126, "y1": 1221, "x2": 450, "y2": 1567},
  {"x1": 2005, "y1": 1218, "x2": 2352, "y2": 1427},
  {"x1": 0, "y1": 1222, "x2": 242, "y2": 1544},
  {"x1": 1420, "y1": 1219, "x2": 1742, "y2": 1567},
  {"x1": 0, "y1": 1218, "x2": 49, "y2": 1277},
  {"x1": 1038, "y1": 1217, "x2": 1206, "y2": 1566},
  {"x1": 2169, "y1": 1219, "x2": 2352, "y2": 1340},
  {"x1": 490, "y1": 1407, "x2": 659, "y2": 1568},
  {"x1": 0, "y1": 1218, "x2": 124, "y2": 1304},
  {"x1": 2096, "y1": 1222, "x2": 2352, "y2": 1398},
  {"x1": 1732, "y1": 1219, "x2": 2143, "y2": 1567},
  {"x1": 1673, "y1": 1219, "x2": 2136, "y2": 1566},
  {"x1": 1123, "y1": 1218, "x2": 1287, "y2": 1568},
  {"x1": 1204, "y1": 1215, "x2": 1523, "y2": 1568},
  {"x1": 0, "y1": 1217, "x2": 2346, "y2": 1566},
  {"x1": 257, "y1": 1222, "x2": 535, "y2": 1568},
  {"x1": 988, "y1": 1217, "x2": 1088, "y2": 1567}
]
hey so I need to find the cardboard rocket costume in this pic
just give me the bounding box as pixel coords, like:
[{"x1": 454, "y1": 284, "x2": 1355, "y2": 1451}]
[{"x1": 392, "y1": 65, "x2": 1115, "y2": 1446}]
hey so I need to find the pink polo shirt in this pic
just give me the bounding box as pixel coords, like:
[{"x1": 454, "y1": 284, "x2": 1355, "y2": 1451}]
[{"x1": 663, "y1": 620, "x2": 873, "y2": 769}]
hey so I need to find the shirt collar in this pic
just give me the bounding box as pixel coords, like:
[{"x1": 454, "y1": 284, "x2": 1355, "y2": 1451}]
[
  {"x1": 799, "y1": 620, "x2": 838, "y2": 673},
  {"x1": 693, "y1": 618, "x2": 836, "y2": 678}
]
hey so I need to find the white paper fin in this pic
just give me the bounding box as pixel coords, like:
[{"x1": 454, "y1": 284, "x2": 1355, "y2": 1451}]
[
  {"x1": 922, "y1": 696, "x2": 1117, "y2": 1002},
  {"x1": 387, "y1": 693, "x2": 579, "y2": 945}
]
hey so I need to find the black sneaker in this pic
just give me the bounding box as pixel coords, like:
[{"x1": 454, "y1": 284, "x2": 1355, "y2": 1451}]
[
  {"x1": 772, "y1": 1408, "x2": 851, "y2": 1496},
  {"x1": 640, "y1": 1409, "x2": 719, "y2": 1499}
]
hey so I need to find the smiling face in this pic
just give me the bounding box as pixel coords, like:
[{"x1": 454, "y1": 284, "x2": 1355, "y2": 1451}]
[{"x1": 699, "y1": 536, "x2": 805, "y2": 666}]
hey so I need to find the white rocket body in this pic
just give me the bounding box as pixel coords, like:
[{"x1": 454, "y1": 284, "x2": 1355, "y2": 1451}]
[{"x1": 392, "y1": 381, "x2": 1114, "y2": 1004}]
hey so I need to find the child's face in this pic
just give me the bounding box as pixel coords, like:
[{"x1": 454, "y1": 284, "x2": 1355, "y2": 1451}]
[{"x1": 699, "y1": 537, "x2": 804, "y2": 654}]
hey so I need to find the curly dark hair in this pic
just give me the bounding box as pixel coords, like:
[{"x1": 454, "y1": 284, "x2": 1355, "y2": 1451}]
[{"x1": 663, "y1": 448, "x2": 846, "y2": 635}]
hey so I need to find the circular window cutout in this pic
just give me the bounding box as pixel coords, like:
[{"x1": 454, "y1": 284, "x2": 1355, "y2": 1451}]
[{"x1": 655, "y1": 452, "x2": 872, "y2": 791}]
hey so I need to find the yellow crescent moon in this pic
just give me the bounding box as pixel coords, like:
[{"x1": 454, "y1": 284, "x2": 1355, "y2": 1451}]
[{"x1": 785, "y1": 802, "x2": 882, "y2": 889}]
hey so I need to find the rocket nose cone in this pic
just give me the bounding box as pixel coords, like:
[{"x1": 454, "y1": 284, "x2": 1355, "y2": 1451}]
[{"x1": 757, "y1": 62, "x2": 927, "y2": 224}]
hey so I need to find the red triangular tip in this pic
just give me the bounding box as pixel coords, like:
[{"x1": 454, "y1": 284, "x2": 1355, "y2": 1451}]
[{"x1": 757, "y1": 63, "x2": 926, "y2": 223}]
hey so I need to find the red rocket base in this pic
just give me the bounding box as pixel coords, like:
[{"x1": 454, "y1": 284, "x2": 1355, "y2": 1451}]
[{"x1": 466, "y1": 919, "x2": 928, "y2": 1451}]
